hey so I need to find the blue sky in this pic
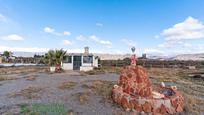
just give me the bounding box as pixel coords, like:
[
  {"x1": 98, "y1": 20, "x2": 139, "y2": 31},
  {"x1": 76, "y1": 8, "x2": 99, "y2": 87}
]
[{"x1": 0, "y1": 0, "x2": 204, "y2": 56}]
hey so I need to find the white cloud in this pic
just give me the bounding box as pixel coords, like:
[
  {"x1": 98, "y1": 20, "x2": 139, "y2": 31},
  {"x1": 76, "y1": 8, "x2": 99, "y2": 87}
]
[
  {"x1": 154, "y1": 35, "x2": 160, "y2": 39},
  {"x1": 43, "y1": 27, "x2": 71, "y2": 36},
  {"x1": 96, "y1": 23, "x2": 103, "y2": 27},
  {"x1": 89, "y1": 35, "x2": 100, "y2": 41},
  {"x1": 121, "y1": 39, "x2": 136, "y2": 47},
  {"x1": 63, "y1": 31, "x2": 71, "y2": 36},
  {"x1": 158, "y1": 40, "x2": 184, "y2": 48},
  {"x1": 0, "y1": 14, "x2": 7, "y2": 22},
  {"x1": 161, "y1": 16, "x2": 204, "y2": 41},
  {"x1": 44, "y1": 27, "x2": 55, "y2": 33},
  {"x1": 76, "y1": 35, "x2": 87, "y2": 41},
  {"x1": 63, "y1": 40, "x2": 73, "y2": 45},
  {"x1": 144, "y1": 49, "x2": 165, "y2": 55},
  {"x1": 2, "y1": 34, "x2": 24, "y2": 41},
  {"x1": 100, "y1": 40, "x2": 112, "y2": 45},
  {"x1": 89, "y1": 35, "x2": 112, "y2": 47},
  {"x1": 156, "y1": 17, "x2": 204, "y2": 49},
  {"x1": 0, "y1": 46, "x2": 48, "y2": 52}
]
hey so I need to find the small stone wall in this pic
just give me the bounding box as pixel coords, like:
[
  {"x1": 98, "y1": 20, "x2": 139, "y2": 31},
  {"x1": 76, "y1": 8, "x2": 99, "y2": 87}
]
[
  {"x1": 112, "y1": 86, "x2": 184, "y2": 114},
  {"x1": 112, "y1": 66, "x2": 184, "y2": 114}
]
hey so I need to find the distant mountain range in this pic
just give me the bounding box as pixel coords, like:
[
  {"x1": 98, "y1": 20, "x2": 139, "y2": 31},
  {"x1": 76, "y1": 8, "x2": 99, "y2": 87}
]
[
  {"x1": 173, "y1": 53, "x2": 204, "y2": 61},
  {"x1": 1, "y1": 52, "x2": 204, "y2": 61}
]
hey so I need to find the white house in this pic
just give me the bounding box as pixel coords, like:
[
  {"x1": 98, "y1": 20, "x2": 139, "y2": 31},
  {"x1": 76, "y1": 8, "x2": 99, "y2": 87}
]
[{"x1": 62, "y1": 47, "x2": 99, "y2": 71}]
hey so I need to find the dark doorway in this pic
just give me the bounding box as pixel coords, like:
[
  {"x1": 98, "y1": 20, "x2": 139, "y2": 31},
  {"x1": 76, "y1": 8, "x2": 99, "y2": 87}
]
[{"x1": 73, "y1": 56, "x2": 82, "y2": 70}]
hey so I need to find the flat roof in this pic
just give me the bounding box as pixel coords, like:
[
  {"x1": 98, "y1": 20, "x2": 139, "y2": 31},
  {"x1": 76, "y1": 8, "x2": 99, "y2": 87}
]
[{"x1": 65, "y1": 53, "x2": 94, "y2": 56}]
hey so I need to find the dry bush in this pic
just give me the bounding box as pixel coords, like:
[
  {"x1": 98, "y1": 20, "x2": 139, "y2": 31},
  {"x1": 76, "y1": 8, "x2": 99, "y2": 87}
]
[
  {"x1": 58, "y1": 81, "x2": 77, "y2": 89},
  {"x1": 83, "y1": 66, "x2": 121, "y2": 75},
  {"x1": 25, "y1": 76, "x2": 36, "y2": 81},
  {"x1": 0, "y1": 76, "x2": 16, "y2": 81},
  {"x1": 84, "y1": 69, "x2": 105, "y2": 75},
  {"x1": 25, "y1": 75, "x2": 37, "y2": 81},
  {"x1": 9, "y1": 86, "x2": 42, "y2": 99}
]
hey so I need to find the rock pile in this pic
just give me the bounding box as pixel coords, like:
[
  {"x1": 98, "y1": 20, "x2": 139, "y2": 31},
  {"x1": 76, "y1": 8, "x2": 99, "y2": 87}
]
[{"x1": 112, "y1": 65, "x2": 184, "y2": 114}]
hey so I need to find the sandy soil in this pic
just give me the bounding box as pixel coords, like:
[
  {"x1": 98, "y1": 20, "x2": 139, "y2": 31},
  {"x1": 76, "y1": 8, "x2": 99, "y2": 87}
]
[{"x1": 0, "y1": 66, "x2": 204, "y2": 115}]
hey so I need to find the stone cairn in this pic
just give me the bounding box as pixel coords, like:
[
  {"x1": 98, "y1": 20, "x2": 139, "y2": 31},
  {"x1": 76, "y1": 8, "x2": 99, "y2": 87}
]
[{"x1": 112, "y1": 47, "x2": 184, "y2": 114}]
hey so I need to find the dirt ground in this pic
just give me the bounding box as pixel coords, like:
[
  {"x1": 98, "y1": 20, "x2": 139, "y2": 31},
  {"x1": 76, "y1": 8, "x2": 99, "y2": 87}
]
[{"x1": 0, "y1": 66, "x2": 204, "y2": 115}]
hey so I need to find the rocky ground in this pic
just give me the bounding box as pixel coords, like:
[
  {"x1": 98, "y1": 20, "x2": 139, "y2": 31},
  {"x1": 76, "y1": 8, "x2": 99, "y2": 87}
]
[{"x1": 0, "y1": 66, "x2": 203, "y2": 115}]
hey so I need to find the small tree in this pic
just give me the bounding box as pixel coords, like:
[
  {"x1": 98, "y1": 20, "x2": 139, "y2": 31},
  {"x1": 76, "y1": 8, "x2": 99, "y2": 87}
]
[
  {"x1": 3, "y1": 51, "x2": 10, "y2": 58},
  {"x1": 44, "y1": 49, "x2": 67, "y2": 72}
]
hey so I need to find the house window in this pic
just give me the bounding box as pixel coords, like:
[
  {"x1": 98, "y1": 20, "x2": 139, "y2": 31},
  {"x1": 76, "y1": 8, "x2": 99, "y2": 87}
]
[
  {"x1": 63, "y1": 56, "x2": 72, "y2": 63},
  {"x1": 83, "y1": 56, "x2": 93, "y2": 63}
]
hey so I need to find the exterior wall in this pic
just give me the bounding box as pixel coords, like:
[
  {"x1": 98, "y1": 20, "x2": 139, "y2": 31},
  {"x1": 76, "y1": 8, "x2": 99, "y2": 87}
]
[
  {"x1": 62, "y1": 55, "x2": 98, "y2": 71},
  {"x1": 80, "y1": 56, "x2": 96, "y2": 71},
  {"x1": 93, "y1": 56, "x2": 98, "y2": 68},
  {"x1": 80, "y1": 66, "x2": 93, "y2": 71},
  {"x1": 0, "y1": 57, "x2": 2, "y2": 64},
  {"x1": 62, "y1": 56, "x2": 73, "y2": 70}
]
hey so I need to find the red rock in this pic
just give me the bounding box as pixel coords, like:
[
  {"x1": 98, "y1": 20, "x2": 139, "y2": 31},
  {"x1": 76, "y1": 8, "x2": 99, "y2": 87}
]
[
  {"x1": 118, "y1": 66, "x2": 153, "y2": 97},
  {"x1": 121, "y1": 96, "x2": 130, "y2": 109},
  {"x1": 171, "y1": 97, "x2": 178, "y2": 108},
  {"x1": 166, "y1": 107, "x2": 175, "y2": 114},
  {"x1": 176, "y1": 104, "x2": 183, "y2": 112},
  {"x1": 112, "y1": 65, "x2": 184, "y2": 114},
  {"x1": 153, "y1": 108, "x2": 161, "y2": 114},
  {"x1": 142, "y1": 102, "x2": 152, "y2": 113},
  {"x1": 160, "y1": 104, "x2": 167, "y2": 114},
  {"x1": 135, "y1": 104, "x2": 142, "y2": 112}
]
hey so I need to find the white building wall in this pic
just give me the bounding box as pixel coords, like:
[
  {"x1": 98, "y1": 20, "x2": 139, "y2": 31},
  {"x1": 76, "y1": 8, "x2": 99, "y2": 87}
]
[
  {"x1": 62, "y1": 56, "x2": 73, "y2": 70},
  {"x1": 62, "y1": 55, "x2": 98, "y2": 71},
  {"x1": 80, "y1": 55, "x2": 94, "y2": 71},
  {"x1": 93, "y1": 56, "x2": 98, "y2": 68}
]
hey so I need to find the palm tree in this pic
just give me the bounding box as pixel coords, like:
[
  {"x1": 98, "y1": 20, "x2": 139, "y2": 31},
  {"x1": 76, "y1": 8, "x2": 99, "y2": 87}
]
[
  {"x1": 55, "y1": 49, "x2": 67, "y2": 65},
  {"x1": 47, "y1": 50, "x2": 56, "y2": 66},
  {"x1": 3, "y1": 51, "x2": 12, "y2": 63},
  {"x1": 45, "y1": 49, "x2": 67, "y2": 72},
  {"x1": 3, "y1": 51, "x2": 10, "y2": 58}
]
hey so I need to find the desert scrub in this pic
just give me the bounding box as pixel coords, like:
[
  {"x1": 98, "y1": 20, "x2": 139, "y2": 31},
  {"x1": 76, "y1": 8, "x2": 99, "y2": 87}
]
[
  {"x1": 84, "y1": 69, "x2": 105, "y2": 75},
  {"x1": 183, "y1": 93, "x2": 204, "y2": 114},
  {"x1": 91, "y1": 80, "x2": 115, "y2": 95},
  {"x1": 24, "y1": 74, "x2": 38, "y2": 81},
  {"x1": 0, "y1": 76, "x2": 16, "y2": 81},
  {"x1": 58, "y1": 81, "x2": 77, "y2": 89},
  {"x1": 9, "y1": 86, "x2": 42, "y2": 99},
  {"x1": 83, "y1": 67, "x2": 121, "y2": 75}
]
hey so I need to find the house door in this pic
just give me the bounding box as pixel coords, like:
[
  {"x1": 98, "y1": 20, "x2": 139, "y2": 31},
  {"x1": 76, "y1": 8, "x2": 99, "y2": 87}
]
[{"x1": 73, "y1": 56, "x2": 82, "y2": 70}]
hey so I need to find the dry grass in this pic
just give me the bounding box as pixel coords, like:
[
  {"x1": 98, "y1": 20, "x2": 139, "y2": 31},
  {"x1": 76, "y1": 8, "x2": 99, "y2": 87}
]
[
  {"x1": 58, "y1": 81, "x2": 77, "y2": 89},
  {"x1": 9, "y1": 86, "x2": 42, "y2": 99},
  {"x1": 72, "y1": 92, "x2": 90, "y2": 104},
  {"x1": 0, "y1": 76, "x2": 16, "y2": 81},
  {"x1": 25, "y1": 75, "x2": 37, "y2": 81},
  {"x1": 0, "y1": 66, "x2": 49, "y2": 75},
  {"x1": 81, "y1": 80, "x2": 116, "y2": 103},
  {"x1": 83, "y1": 67, "x2": 121, "y2": 75},
  {"x1": 183, "y1": 94, "x2": 204, "y2": 114},
  {"x1": 91, "y1": 80, "x2": 115, "y2": 102},
  {"x1": 83, "y1": 69, "x2": 105, "y2": 75},
  {"x1": 25, "y1": 76, "x2": 36, "y2": 81}
]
